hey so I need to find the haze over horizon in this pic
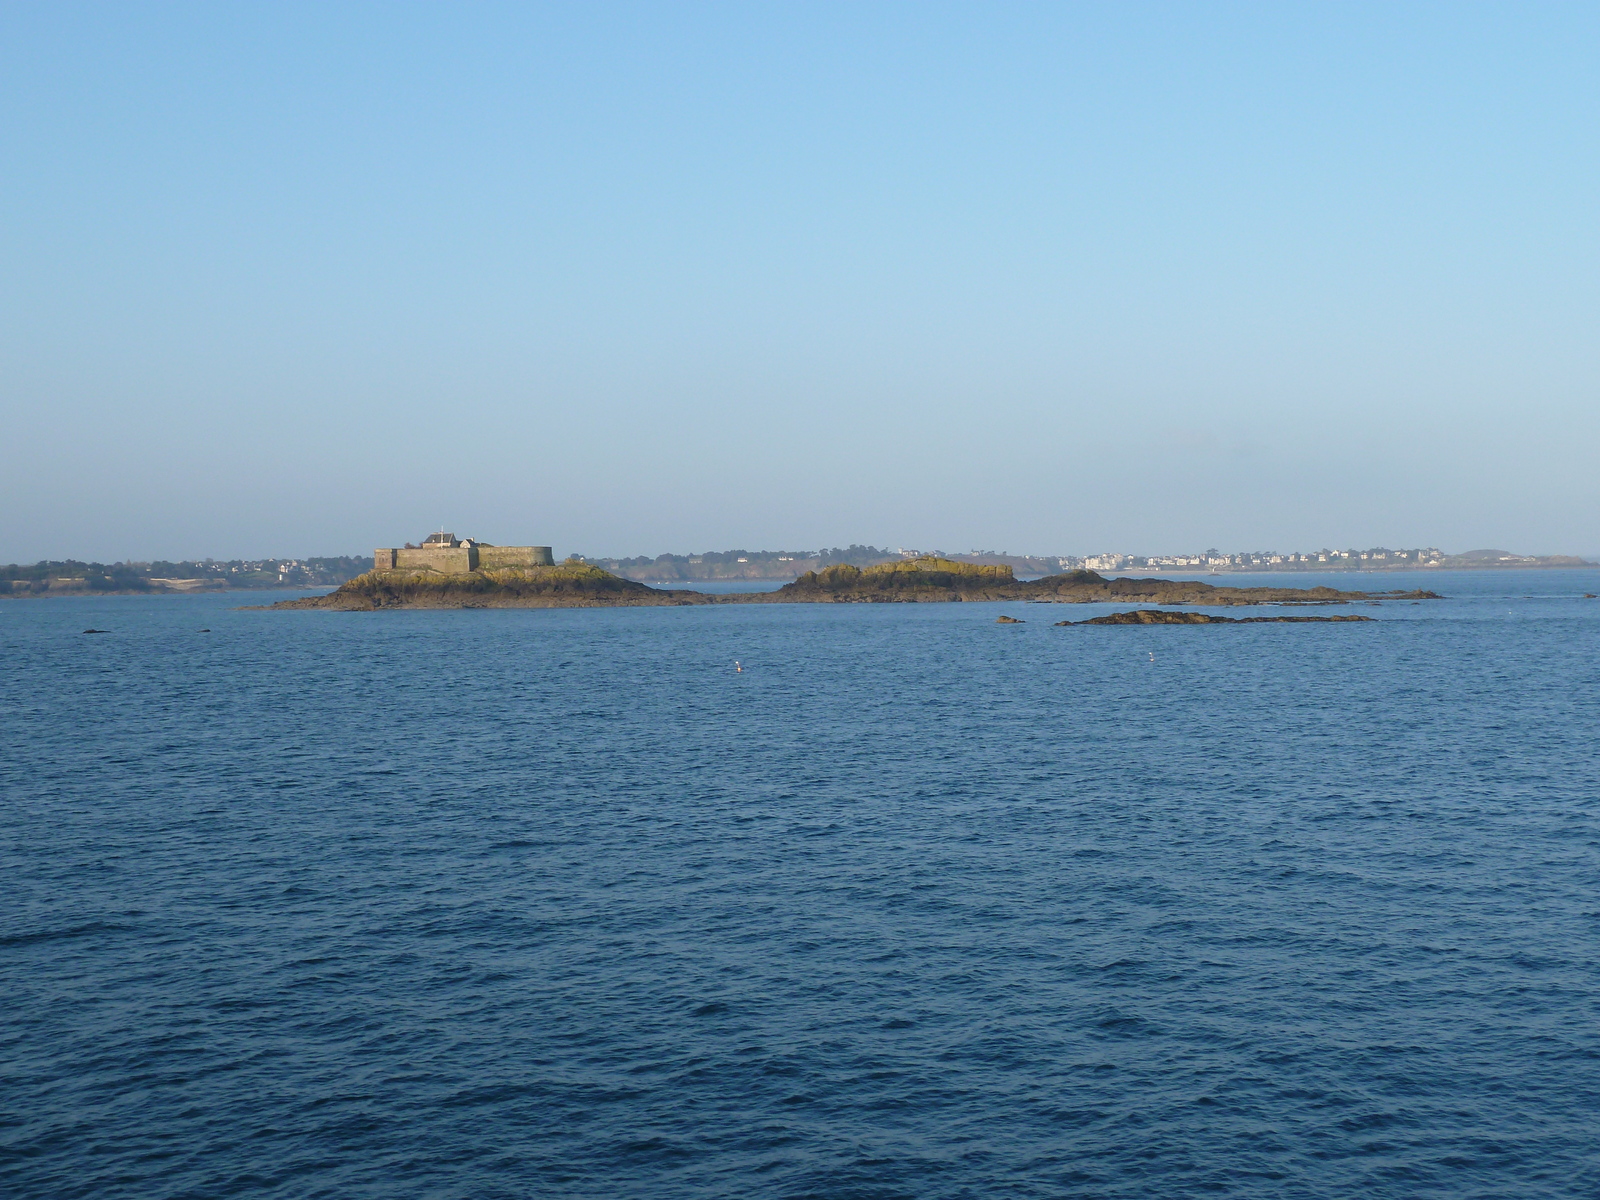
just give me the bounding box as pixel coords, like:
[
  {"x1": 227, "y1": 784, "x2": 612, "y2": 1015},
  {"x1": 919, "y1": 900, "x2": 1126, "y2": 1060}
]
[{"x1": 4, "y1": 2, "x2": 1599, "y2": 563}]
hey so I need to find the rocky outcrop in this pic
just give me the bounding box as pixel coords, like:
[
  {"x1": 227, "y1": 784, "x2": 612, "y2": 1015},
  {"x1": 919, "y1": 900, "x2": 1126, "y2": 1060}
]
[
  {"x1": 1057, "y1": 609, "x2": 1376, "y2": 625},
  {"x1": 753, "y1": 557, "x2": 1019, "y2": 603}
]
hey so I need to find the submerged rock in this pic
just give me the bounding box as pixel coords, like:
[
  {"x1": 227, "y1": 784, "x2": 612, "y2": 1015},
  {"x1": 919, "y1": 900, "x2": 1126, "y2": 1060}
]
[{"x1": 995, "y1": 615, "x2": 1024, "y2": 624}]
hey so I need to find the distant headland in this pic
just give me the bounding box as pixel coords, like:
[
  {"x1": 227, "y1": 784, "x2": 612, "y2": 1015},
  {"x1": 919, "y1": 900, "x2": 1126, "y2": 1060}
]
[{"x1": 267, "y1": 540, "x2": 1444, "y2": 611}]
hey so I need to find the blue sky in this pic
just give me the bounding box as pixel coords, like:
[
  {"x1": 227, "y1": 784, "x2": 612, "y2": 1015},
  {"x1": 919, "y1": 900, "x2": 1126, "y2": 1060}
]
[{"x1": 3, "y1": 2, "x2": 1597, "y2": 560}]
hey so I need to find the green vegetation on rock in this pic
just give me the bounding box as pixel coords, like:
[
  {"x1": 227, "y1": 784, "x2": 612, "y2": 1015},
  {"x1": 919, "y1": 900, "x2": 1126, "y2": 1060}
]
[
  {"x1": 864, "y1": 556, "x2": 1013, "y2": 579},
  {"x1": 774, "y1": 556, "x2": 1017, "y2": 600}
]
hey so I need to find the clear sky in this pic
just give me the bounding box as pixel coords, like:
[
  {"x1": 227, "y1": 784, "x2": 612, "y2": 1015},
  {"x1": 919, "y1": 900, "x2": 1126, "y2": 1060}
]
[{"x1": 3, "y1": 2, "x2": 1598, "y2": 562}]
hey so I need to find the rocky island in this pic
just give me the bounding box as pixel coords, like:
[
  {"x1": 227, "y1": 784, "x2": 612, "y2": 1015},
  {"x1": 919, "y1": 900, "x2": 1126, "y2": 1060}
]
[
  {"x1": 269, "y1": 543, "x2": 1441, "y2": 611},
  {"x1": 270, "y1": 559, "x2": 705, "y2": 610}
]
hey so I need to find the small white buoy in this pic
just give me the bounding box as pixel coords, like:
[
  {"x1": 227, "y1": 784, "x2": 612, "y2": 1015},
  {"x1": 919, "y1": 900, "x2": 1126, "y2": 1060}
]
[{"x1": 734, "y1": 660, "x2": 742, "y2": 672}]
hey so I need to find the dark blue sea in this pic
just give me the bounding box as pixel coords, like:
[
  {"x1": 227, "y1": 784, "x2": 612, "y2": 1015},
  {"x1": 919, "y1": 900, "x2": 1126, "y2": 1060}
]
[{"x1": 5, "y1": 569, "x2": 1600, "y2": 1199}]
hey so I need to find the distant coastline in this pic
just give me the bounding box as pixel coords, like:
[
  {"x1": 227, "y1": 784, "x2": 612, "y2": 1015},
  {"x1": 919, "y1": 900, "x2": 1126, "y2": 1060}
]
[
  {"x1": 0, "y1": 556, "x2": 369, "y2": 598},
  {"x1": 4, "y1": 546, "x2": 1595, "y2": 597}
]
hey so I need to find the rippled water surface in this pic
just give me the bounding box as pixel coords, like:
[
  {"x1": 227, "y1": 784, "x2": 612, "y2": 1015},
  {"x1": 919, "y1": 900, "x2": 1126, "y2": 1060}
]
[{"x1": 5, "y1": 570, "x2": 1600, "y2": 1199}]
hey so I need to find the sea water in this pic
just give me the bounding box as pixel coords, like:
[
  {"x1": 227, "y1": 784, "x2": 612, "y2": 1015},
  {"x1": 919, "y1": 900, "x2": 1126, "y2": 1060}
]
[{"x1": 3, "y1": 570, "x2": 1599, "y2": 1199}]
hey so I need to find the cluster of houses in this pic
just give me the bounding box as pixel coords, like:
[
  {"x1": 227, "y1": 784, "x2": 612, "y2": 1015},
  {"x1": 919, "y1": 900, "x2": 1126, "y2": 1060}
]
[
  {"x1": 891, "y1": 546, "x2": 1450, "y2": 573},
  {"x1": 1076, "y1": 548, "x2": 1447, "y2": 572}
]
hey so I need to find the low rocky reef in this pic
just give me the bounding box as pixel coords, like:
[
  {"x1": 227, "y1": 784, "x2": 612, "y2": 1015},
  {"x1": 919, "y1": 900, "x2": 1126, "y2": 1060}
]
[
  {"x1": 1057, "y1": 609, "x2": 1376, "y2": 626},
  {"x1": 1017, "y1": 570, "x2": 1432, "y2": 606},
  {"x1": 750, "y1": 557, "x2": 1437, "y2": 605},
  {"x1": 269, "y1": 555, "x2": 1441, "y2": 611}
]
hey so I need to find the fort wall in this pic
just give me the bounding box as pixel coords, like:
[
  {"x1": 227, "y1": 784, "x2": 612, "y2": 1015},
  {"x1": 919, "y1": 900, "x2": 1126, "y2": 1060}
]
[
  {"x1": 373, "y1": 543, "x2": 554, "y2": 574},
  {"x1": 478, "y1": 546, "x2": 555, "y2": 570},
  {"x1": 393, "y1": 546, "x2": 476, "y2": 573}
]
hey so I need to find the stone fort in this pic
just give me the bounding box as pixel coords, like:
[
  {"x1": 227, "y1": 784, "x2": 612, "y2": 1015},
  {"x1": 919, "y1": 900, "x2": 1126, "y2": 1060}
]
[{"x1": 374, "y1": 532, "x2": 555, "y2": 575}]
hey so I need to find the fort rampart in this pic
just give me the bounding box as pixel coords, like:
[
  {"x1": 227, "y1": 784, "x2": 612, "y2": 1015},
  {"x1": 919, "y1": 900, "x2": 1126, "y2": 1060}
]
[{"x1": 374, "y1": 544, "x2": 555, "y2": 574}]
